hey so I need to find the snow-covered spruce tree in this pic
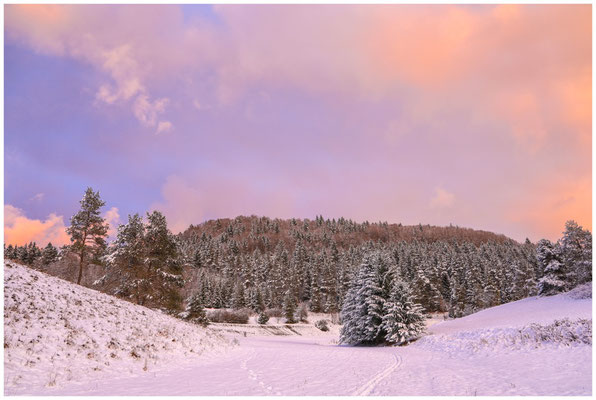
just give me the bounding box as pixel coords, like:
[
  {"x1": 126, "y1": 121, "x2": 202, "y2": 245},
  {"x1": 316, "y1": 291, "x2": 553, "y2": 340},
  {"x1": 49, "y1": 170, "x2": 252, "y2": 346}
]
[
  {"x1": 536, "y1": 239, "x2": 566, "y2": 296},
  {"x1": 144, "y1": 211, "x2": 184, "y2": 311},
  {"x1": 4, "y1": 244, "x2": 16, "y2": 260},
  {"x1": 41, "y1": 242, "x2": 59, "y2": 267},
  {"x1": 231, "y1": 282, "x2": 246, "y2": 309},
  {"x1": 66, "y1": 187, "x2": 109, "y2": 284},
  {"x1": 183, "y1": 292, "x2": 209, "y2": 326},
  {"x1": 282, "y1": 290, "x2": 297, "y2": 324},
  {"x1": 382, "y1": 280, "x2": 426, "y2": 345},
  {"x1": 559, "y1": 220, "x2": 592, "y2": 286},
  {"x1": 257, "y1": 312, "x2": 269, "y2": 325},
  {"x1": 103, "y1": 211, "x2": 184, "y2": 311},
  {"x1": 339, "y1": 252, "x2": 390, "y2": 345}
]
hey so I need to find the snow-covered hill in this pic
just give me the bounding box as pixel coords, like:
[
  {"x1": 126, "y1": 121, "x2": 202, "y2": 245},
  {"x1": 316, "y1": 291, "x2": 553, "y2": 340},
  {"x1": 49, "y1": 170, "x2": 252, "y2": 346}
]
[
  {"x1": 416, "y1": 286, "x2": 592, "y2": 358},
  {"x1": 4, "y1": 261, "x2": 233, "y2": 395}
]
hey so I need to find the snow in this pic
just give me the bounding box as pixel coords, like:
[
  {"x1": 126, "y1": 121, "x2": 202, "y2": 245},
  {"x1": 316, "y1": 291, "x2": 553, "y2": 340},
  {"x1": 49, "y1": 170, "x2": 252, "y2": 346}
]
[
  {"x1": 4, "y1": 261, "x2": 233, "y2": 395},
  {"x1": 428, "y1": 285, "x2": 592, "y2": 336},
  {"x1": 5, "y1": 261, "x2": 592, "y2": 396}
]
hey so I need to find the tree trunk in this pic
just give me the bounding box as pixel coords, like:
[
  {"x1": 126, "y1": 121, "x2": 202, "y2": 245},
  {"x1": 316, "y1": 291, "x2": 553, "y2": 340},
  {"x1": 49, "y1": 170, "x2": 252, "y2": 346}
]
[
  {"x1": 77, "y1": 251, "x2": 85, "y2": 285},
  {"x1": 77, "y1": 229, "x2": 89, "y2": 285}
]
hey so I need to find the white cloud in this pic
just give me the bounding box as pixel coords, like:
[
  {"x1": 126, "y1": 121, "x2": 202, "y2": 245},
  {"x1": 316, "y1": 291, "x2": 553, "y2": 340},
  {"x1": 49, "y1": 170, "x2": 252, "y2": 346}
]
[
  {"x1": 29, "y1": 192, "x2": 45, "y2": 202},
  {"x1": 430, "y1": 187, "x2": 455, "y2": 209},
  {"x1": 156, "y1": 120, "x2": 173, "y2": 135}
]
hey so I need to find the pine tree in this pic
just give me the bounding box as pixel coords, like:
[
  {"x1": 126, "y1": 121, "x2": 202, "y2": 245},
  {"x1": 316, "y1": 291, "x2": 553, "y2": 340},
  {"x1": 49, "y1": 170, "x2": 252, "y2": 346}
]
[
  {"x1": 559, "y1": 220, "x2": 592, "y2": 286},
  {"x1": 282, "y1": 290, "x2": 297, "y2": 324},
  {"x1": 339, "y1": 252, "x2": 387, "y2": 345},
  {"x1": 103, "y1": 212, "x2": 183, "y2": 311},
  {"x1": 5, "y1": 244, "x2": 16, "y2": 260},
  {"x1": 257, "y1": 312, "x2": 269, "y2": 325},
  {"x1": 184, "y1": 292, "x2": 209, "y2": 326},
  {"x1": 144, "y1": 211, "x2": 184, "y2": 311},
  {"x1": 536, "y1": 239, "x2": 566, "y2": 296},
  {"x1": 382, "y1": 280, "x2": 426, "y2": 345},
  {"x1": 66, "y1": 187, "x2": 109, "y2": 284},
  {"x1": 231, "y1": 282, "x2": 246, "y2": 309},
  {"x1": 105, "y1": 213, "x2": 147, "y2": 303},
  {"x1": 41, "y1": 242, "x2": 59, "y2": 266}
]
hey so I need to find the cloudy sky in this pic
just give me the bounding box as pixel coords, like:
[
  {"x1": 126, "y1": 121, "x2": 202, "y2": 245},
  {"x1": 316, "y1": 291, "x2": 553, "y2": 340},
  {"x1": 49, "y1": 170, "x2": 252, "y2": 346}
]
[{"x1": 4, "y1": 4, "x2": 591, "y2": 245}]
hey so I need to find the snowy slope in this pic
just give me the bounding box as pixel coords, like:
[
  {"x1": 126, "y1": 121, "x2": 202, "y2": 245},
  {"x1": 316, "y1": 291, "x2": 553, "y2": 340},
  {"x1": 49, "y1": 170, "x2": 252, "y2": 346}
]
[
  {"x1": 415, "y1": 287, "x2": 591, "y2": 360},
  {"x1": 4, "y1": 261, "x2": 234, "y2": 395},
  {"x1": 429, "y1": 285, "x2": 592, "y2": 336}
]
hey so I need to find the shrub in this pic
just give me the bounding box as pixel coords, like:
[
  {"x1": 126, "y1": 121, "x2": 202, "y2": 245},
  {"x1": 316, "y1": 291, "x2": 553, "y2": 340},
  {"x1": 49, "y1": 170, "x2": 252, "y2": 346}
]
[
  {"x1": 207, "y1": 309, "x2": 250, "y2": 324},
  {"x1": 297, "y1": 303, "x2": 309, "y2": 322},
  {"x1": 265, "y1": 308, "x2": 283, "y2": 318},
  {"x1": 257, "y1": 312, "x2": 269, "y2": 325},
  {"x1": 315, "y1": 319, "x2": 329, "y2": 332}
]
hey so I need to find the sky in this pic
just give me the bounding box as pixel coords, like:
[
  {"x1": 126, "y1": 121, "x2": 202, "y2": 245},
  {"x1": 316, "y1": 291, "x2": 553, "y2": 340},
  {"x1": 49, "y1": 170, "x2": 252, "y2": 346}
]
[{"x1": 3, "y1": 4, "x2": 592, "y2": 245}]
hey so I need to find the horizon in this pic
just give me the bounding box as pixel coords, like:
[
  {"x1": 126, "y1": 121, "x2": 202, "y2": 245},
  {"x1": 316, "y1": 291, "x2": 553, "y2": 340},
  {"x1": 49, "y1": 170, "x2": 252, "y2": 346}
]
[{"x1": 4, "y1": 4, "x2": 592, "y2": 245}]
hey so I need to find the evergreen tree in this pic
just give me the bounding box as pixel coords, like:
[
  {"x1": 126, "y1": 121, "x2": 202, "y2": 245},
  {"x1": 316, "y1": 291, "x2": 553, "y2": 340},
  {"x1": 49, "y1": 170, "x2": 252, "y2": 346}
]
[
  {"x1": 5, "y1": 244, "x2": 16, "y2": 260},
  {"x1": 41, "y1": 242, "x2": 59, "y2": 266},
  {"x1": 184, "y1": 292, "x2": 209, "y2": 326},
  {"x1": 66, "y1": 187, "x2": 109, "y2": 284},
  {"x1": 144, "y1": 211, "x2": 184, "y2": 310},
  {"x1": 382, "y1": 280, "x2": 426, "y2": 345},
  {"x1": 536, "y1": 239, "x2": 566, "y2": 296},
  {"x1": 104, "y1": 212, "x2": 183, "y2": 310},
  {"x1": 339, "y1": 252, "x2": 387, "y2": 345},
  {"x1": 559, "y1": 220, "x2": 592, "y2": 286},
  {"x1": 282, "y1": 290, "x2": 297, "y2": 324},
  {"x1": 105, "y1": 214, "x2": 146, "y2": 302},
  {"x1": 257, "y1": 312, "x2": 270, "y2": 325},
  {"x1": 231, "y1": 282, "x2": 246, "y2": 309}
]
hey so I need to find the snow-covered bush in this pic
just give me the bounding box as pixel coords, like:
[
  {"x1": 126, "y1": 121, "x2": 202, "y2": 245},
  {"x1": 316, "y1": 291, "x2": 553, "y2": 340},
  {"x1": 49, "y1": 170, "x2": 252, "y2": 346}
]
[
  {"x1": 419, "y1": 318, "x2": 592, "y2": 355},
  {"x1": 257, "y1": 312, "x2": 270, "y2": 325},
  {"x1": 207, "y1": 309, "x2": 250, "y2": 324},
  {"x1": 315, "y1": 319, "x2": 329, "y2": 332},
  {"x1": 265, "y1": 308, "x2": 283, "y2": 318},
  {"x1": 567, "y1": 283, "x2": 592, "y2": 300},
  {"x1": 297, "y1": 303, "x2": 309, "y2": 322}
]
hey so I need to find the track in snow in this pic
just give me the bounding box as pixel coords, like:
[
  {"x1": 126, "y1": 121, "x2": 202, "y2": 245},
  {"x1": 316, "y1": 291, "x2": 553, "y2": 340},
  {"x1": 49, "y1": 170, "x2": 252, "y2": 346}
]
[{"x1": 351, "y1": 353, "x2": 402, "y2": 396}]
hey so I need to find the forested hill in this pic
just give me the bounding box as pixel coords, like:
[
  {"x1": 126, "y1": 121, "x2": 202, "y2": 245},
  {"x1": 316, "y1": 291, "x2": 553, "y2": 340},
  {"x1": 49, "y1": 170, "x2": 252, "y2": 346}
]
[
  {"x1": 180, "y1": 215, "x2": 516, "y2": 253},
  {"x1": 175, "y1": 216, "x2": 538, "y2": 319}
]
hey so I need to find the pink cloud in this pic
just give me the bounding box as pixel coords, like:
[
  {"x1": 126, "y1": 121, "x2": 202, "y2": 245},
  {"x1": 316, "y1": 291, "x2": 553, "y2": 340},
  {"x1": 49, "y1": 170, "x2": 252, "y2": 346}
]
[
  {"x1": 104, "y1": 207, "x2": 121, "y2": 238},
  {"x1": 4, "y1": 205, "x2": 121, "y2": 247},
  {"x1": 4, "y1": 204, "x2": 70, "y2": 246},
  {"x1": 5, "y1": 5, "x2": 590, "y2": 242}
]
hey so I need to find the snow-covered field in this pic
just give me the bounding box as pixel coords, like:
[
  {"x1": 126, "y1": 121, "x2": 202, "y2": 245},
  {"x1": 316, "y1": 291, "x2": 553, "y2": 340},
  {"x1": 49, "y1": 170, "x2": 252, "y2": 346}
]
[
  {"x1": 4, "y1": 261, "x2": 233, "y2": 395},
  {"x1": 4, "y1": 261, "x2": 592, "y2": 395}
]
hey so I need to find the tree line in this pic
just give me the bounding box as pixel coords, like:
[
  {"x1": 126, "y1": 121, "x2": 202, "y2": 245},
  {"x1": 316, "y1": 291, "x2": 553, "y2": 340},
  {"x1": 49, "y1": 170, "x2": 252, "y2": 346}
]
[{"x1": 4, "y1": 187, "x2": 592, "y2": 335}]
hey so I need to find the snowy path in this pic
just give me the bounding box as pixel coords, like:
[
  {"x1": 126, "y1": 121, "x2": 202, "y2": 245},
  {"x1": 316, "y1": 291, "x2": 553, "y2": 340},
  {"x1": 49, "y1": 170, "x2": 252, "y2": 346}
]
[
  {"x1": 29, "y1": 335, "x2": 403, "y2": 396},
  {"x1": 351, "y1": 353, "x2": 401, "y2": 396},
  {"x1": 17, "y1": 332, "x2": 591, "y2": 396}
]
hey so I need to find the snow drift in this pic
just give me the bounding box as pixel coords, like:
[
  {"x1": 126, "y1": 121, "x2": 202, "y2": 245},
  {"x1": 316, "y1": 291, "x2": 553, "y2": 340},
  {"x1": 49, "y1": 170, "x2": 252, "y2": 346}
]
[{"x1": 4, "y1": 261, "x2": 233, "y2": 395}]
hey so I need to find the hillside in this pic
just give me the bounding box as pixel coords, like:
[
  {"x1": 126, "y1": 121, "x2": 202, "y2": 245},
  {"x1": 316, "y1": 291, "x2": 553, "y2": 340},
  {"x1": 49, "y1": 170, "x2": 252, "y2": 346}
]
[
  {"x1": 181, "y1": 215, "x2": 515, "y2": 251},
  {"x1": 171, "y1": 215, "x2": 538, "y2": 319},
  {"x1": 4, "y1": 261, "x2": 234, "y2": 395}
]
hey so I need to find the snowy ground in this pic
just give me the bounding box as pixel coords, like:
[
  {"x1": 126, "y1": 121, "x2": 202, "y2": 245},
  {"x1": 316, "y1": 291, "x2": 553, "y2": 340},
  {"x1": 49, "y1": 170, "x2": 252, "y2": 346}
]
[
  {"x1": 4, "y1": 261, "x2": 592, "y2": 395},
  {"x1": 4, "y1": 261, "x2": 233, "y2": 395}
]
